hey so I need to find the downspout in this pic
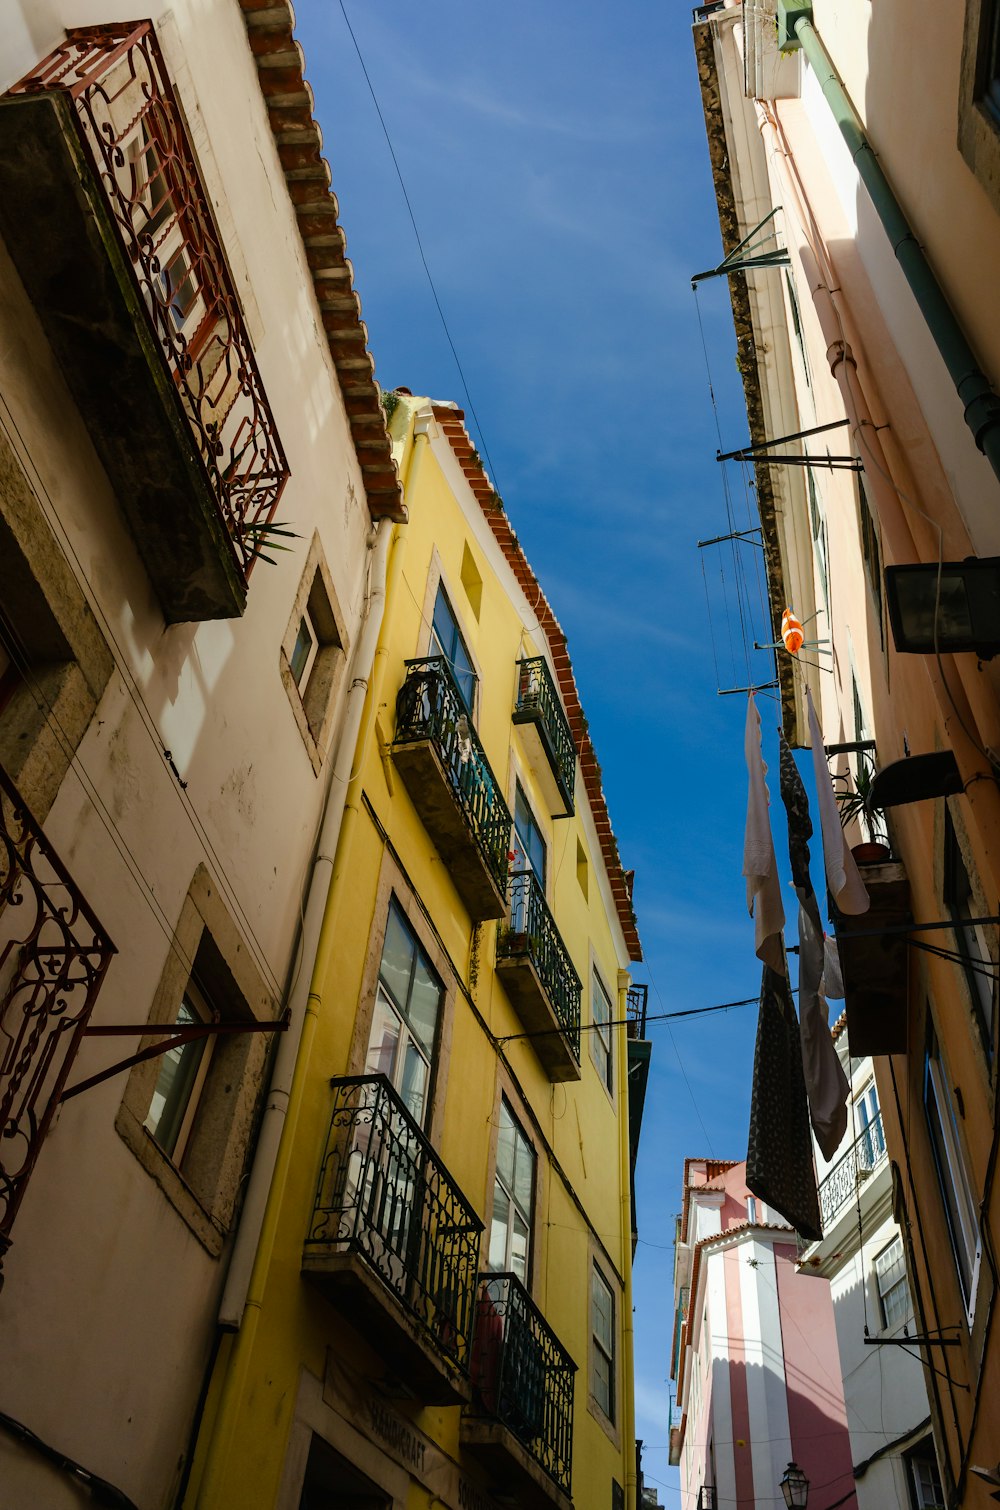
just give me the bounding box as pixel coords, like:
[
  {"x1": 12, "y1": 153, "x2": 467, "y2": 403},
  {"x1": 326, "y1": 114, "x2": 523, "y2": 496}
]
[
  {"x1": 618, "y1": 969, "x2": 637, "y2": 1510},
  {"x1": 191, "y1": 410, "x2": 429, "y2": 1506},
  {"x1": 776, "y1": 2, "x2": 1000, "y2": 484}
]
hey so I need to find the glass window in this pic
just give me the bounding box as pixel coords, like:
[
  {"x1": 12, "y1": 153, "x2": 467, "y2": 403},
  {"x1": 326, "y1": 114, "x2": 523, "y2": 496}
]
[
  {"x1": 429, "y1": 585, "x2": 476, "y2": 712},
  {"x1": 487, "y1": 1100, "x2": 536, "y2": 1281},
  {"x1": 807, "y1": 469, "x2": 830, "y2": 623},
  {"x1": 591, "y1": 969, "x2": 613, "y2": 1091},
  {"x1": 144, "y1": 982, "x2": 214, "y2": 1162},
  {"x1": 858, "y1": 478, "x2": 883, "y2": 635},
  {"x1": 289, "y1": 611, "x2": 317, "y2": 688},
  {"x1": 513, "y1": 784, "x2": 547, "y2": 884},
  {"x1": 592, "y1": 1264, "x2": 616, "y2": 1421},
  {"x1": 785, "y1": 270, "x2": 811, "y2": 388},
  {"x1": 924, "y1": 1024, "x2": 981, "y2": 1322},
  {"x1": 944, "y1": 809, "x2": 995, "y2": 1056},
  {"x1": 874, "y1": 1236, "x2": 912, "y2": 1331},
  {"x1": 905, "y1": 1445, "x2": 944, "y2": 1510},
  {"x1": 365, "y1": 902, "x2": 443, "y2": 1127},
  {"x1": 855, "y1": 1081, "x2": 885, "y2": 1170}
]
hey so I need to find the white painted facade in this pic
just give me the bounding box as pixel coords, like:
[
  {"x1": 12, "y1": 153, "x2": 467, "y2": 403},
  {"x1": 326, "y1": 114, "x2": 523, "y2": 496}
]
[{"x1": 0, "y1": 2, "x2": 388, "y2": 1505}]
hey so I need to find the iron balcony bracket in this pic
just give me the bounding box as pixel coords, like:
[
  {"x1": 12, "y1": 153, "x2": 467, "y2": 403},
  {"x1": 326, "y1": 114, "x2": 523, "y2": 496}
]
[
  {"x1": 61, "y1": 1014, "x2": 289, "y2": 1102},
  {"x1": 717, "y1": 417, "x2": 860, "y2": 470},
  {"x1": 692, "y1": 209, "x2": 791, "y2": 284}
]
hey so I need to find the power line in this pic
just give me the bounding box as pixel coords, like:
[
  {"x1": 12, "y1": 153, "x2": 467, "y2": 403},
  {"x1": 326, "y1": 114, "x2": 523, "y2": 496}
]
[
  {"x1": 336, "y1": 0, "x2": 500, "y2": 492},
  {"x1": 496, "y1": 992, "x2": 764, "y2": 1045}
]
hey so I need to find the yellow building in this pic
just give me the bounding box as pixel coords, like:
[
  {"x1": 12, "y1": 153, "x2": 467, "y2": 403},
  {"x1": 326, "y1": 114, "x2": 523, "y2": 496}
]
[{"x1": 185, "y1": 394, "x2": 649, "y2": 1510}]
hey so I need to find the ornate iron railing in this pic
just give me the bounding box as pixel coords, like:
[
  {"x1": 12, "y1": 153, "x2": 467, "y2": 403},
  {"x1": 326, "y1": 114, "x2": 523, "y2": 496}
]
[
  {"x1": 497, "y1": 872, "x2": 581, "y2": 1062},
  {"x1": 0, "y1": 768, "x2": 116, "y2": 1283},
  {"x1": 818, "y1": 1111, "x2": 887, "y2": 1230},
  {"x1": 697, "y1": 1488, "x2": 717, "y2": 1510},
  {"x1": 9, "y1": 24, "x2": 288, "y2": 578},
  {"x1": 513, "y1": 658, "x2": 576, "y2": 804},
  {"x1": 627, "y1": 983, "x2": 648, "y2": 1038},
  {"x1": 395, "y1": 658, "x2": 513, "y2": 894},
  {"x1": 306, "y1": 1074, "x2": 483, "y2": 1374},
  {"x1": 469, "y1": 1271, "x2": 576, "y2": 1494}
]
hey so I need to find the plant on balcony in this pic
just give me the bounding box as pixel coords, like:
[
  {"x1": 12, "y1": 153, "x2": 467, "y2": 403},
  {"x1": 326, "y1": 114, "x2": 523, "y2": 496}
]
[
  {"x1": 834, "y1": 759, "x2": 890, "y2": 860},
  {"x1": 239, "y1": 520, "x2": 302, "y2": 566}
]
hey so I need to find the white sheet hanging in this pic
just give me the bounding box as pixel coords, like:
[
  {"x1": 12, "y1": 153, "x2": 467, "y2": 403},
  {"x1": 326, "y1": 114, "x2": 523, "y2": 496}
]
[
  {"x1": 743, "y1": 695, "x2": 786, "y2": 971},
  {"x1": 806, "y1": 687, "x2": 870, "y2": 916}
]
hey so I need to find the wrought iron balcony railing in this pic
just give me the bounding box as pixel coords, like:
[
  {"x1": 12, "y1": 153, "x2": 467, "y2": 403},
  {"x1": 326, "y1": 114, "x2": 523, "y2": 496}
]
[
  {"x1": 0, "y1": 768, "x2": 116, "y2": 1282},
  {"x1": 395, "y1": 657, "x2": 513, "y2": 895},
  {"x1": 497, "y1": 872, "x2": 581, "y2": 1064},
  {"x1": 306, "y1": 1074, "x2": 483, "y2": 1375},
  {"x1": 513, "y1": 658, "x2": 576, "y2": 812},
  {"x1": 818, "y1": 1110, "x2": 887, "y2": 1230},
  {"x1": 627, "y1": 983, "x2": 649, "y2": 1038},
  {"x1": 469, "y1": 1271, "x2": 576, "y2": 1494},
  {"x1": 7, "y1": 23, "x2": 288, "y2": 585}
]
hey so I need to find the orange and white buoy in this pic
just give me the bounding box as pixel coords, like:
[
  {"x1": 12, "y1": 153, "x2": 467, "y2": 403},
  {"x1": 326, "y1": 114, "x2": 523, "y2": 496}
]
[{"x1": 781, "y1": 607, "x2": 804, "y2": 654}]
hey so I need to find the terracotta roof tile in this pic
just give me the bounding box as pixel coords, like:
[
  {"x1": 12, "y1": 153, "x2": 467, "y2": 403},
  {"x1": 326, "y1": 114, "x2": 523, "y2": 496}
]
[{"x1": 237, "y1": 0, "x2": 404, "y2": 523}]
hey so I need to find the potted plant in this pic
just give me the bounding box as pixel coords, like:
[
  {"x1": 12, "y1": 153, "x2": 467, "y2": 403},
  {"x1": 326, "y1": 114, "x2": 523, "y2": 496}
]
[{"x1": 834, "y1": 761, "x2": 891, "y2": 864}]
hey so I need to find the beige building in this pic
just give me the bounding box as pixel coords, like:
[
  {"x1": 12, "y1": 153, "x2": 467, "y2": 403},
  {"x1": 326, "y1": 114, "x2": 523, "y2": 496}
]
[
  {"x1": 694, "y1": 0, "x2": 1000, "y2": 1502},
  {"x1": 0, "y1": 2, "x2": 401, "y2": 1505}
]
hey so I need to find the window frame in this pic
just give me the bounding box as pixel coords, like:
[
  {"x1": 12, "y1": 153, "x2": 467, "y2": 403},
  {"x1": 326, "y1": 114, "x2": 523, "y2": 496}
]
[
  {"x1": 959, "y1": 0, "x2": 1000, "y2": 215},
  {"x1": 364, "y1": 898, "x2": 444, "y2": 1130},
  {"x1": 903, "y1": 1440, "x2": 945, "y2": 1510},
  {"x1": 591, "y1": 967, "x2": 614, "y2": 1093},
  {"x1": 429, "y1": 582, "x2": 478, "y2": 715},
  {"x1": 143, "y1": 979, "x2": 216, "y2": 1164},
  {"x1": 487, "y1": 1097, "x2": 536, "y2": 1283},
  {"x1": 923, "y1": 1021, "x2": 982, "y2": 1326},
  {"x1": 943, "y1": 807, "x2": 996, "y2": 1058},
  {"x1": 873, "y1": 1235, "x2": 913, "y2": 1332},
  {"x1": 279, "y1": 532, "x2": 350, "y2": 775},
  {"x1": 591, "y1": 1261, "x2": 617, "y2": 1426}
]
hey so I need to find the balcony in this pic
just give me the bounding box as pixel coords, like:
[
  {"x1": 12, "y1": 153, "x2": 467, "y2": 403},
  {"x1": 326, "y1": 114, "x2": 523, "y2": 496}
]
[
  {"x1": 461, "y1": 1271, "x2": 576, "y2": 1510},
  {"x1": 393, "y1": 658, "x2": 512, "y2": 921},
  {"x1": 819, "y1": 1111, "x2": 888, "y2": 1231},
  {"x1": 496, "y1": 872, "x2": 581, "y2": 1082},
  {"x1": 834, "y1": 860, "x2": 910, "y2": 1055},
  {"x1": 0, "y1": 766, "x2": 116, "y2": 1283},
  {"x1": 0, "y1": 24, "x2": 288, "y2": 623},
  {"x1": 512, "y1": 659, "x2": 576, "y2": 817},
  {"x1": 303, "y1": 1074, "x2": 482, "y2": 1405}
]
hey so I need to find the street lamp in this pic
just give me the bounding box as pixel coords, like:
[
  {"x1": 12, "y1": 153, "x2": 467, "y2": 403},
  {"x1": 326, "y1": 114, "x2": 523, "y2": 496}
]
[{"x1": 780, "y1": 1461, "x2": 810, "y2": 1509}]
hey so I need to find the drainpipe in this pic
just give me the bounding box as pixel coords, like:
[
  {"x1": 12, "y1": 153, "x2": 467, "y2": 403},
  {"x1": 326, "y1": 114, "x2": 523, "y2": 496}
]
[
  {"x1": 618, "y1": 969, "x2": 637, "y2": 1510},
  {"x1": 192, "y1": 410, "x2": 429, "y2": 1506},
  {"x1": 776, "y1": 2, "x2": 1000, "y2": 484}
]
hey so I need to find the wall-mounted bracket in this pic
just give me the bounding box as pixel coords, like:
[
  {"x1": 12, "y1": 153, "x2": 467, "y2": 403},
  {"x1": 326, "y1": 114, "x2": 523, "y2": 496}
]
[
  {"x1": 718, "y1": 418, "x2": 861, "y2": 470},
  {"x1": 61, "y1": 1013, "x2": 290, "y2": 1102},
  {"x1": 692, "y1": 209, "x2": 791, "y2": 284}
]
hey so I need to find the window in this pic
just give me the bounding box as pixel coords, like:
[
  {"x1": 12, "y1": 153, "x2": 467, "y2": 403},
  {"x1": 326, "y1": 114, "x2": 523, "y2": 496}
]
[
  {"x1": 365, "y1": 901, "x2": 443, "y2": 1127},
  {"x1": 785, "y1": 271, "x2": 811, "y2": 387},
  {"x1": 289, "y1": 609, "x2": 318, "y2": 689},
  {"x1": 591, "y1": 969, "x2": 614, "y2": 1091},
  {"x1": 904, "y1": 1443, "x2": 944, "y2": 1510},
  {"x1": 144, "y1": 981, "x2": 215, "y2": 1162},
  {"x1": 487, "y1": 1099, "x2": 536, "y2": 1281},
  {"x1": 280, "y1": 537, "x2": 348, "y2": 772},
  {"x1": 429, "y1": 584, "x2": 476, "y2": 711},
  {"x1": 855, "y1": 1081, "x2": 886, "y2": 1170},
  {"x1": 807, "y1": 469, "x2": 830, "y2": 623},
  {"x1": 924, "y1": 1023, "x2": 981, "y2": 1322},
  {"x1": 874, "y1": 1236, "x2": 913, "y2": 1331},
  {"x1": 513, "y1": 783, "x2": 547, "y2": 884},
  {"x1": 959, "y1": 0, "x2": 1000, "y2": 214},
  {"x1": 592, "y1": 1264, "x2": 616, "y2": 1421},
  {"x1": 576, "y1": 838, "x2": 589, "y2": 898},
  {"x1": 944, "y1": 808, "x2": 995, "y2": 1055},
  {"x1": 858, "y1": 479, "x2": 883, "y2": 639}
]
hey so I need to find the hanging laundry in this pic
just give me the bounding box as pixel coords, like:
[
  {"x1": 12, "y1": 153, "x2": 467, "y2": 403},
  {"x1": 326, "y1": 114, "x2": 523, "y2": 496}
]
[
  {"x1": 746, "y1": 963, "x2": 823, "y2": 1243},
  {"x1": 781, "y1": 607, "x2": 805, "y2": 654},
  {"x1": 743, "y1": 694, "x2": 785, "y2": 972},
  {"x1": 779, "y1": 735, "x2": 849, "y2": 1161},
  {"x1": 806, "y1": 687, "x2": 870, "y2": 916}
]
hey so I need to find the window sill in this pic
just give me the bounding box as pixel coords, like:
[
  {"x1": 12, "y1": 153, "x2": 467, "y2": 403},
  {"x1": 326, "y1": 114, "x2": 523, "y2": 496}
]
[
  {"x1": 587, "y1": 1392, "x2": 620, "y2": 1450},
  {"x1": 115, "y1": 1104, "x2": 225, "y2": 1257}
]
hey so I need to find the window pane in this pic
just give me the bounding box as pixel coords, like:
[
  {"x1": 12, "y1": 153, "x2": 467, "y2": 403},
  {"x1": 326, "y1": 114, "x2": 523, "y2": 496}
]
[
  {"x1": 513, "y1": 785, "x2": 547, "y2": 884},
  {"x1": 511, "y1": 1211, "x2": 529, "y2": 1281},
  {"x1": 365, "y1": 988, "x2": 401, "y2": 1080},
  {"x1": 488, "y1": 1181, "x2": 511, "y2": 1271},
  {"x1": 924, "y1": 1041, "x2": 979, "y2": 1305},
  {"x1": 593, "y1": 1347, "x2": 612, "y2": 1418},
  {"x1": 407, "y1": 957, "x2": 441, "y2": 1058},
  {"x1": 512, "y1": 1132, "x2": 535, "y2": 1214},
  {"x1": 399, "y1": 1039, "x2": 428, "y2": 1125},
  {"x1": 290, "y1": 616, "x2": 314, "y2": 686},
  {"x1": 431, "y1": 587, "x2": 476, "y2": 710},
  {"x1": 593, "y1": 1268, "x2": 614, "y2": 1350},
  {"x1": 496, "y1": 1103, "x2": 516, "y2": 1187},
  {"x1": 144, "y1": 997, "x2": 207, "y2": 1157},
  {"x1": 379, "y1": 906, "x2": 414, "y2": 1013}
]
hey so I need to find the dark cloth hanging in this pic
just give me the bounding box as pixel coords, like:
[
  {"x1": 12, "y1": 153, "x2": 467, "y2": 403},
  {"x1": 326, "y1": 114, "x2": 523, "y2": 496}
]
[
  {"x1": 778, "y1": 733, "x2": 850, "y2": 1160},
  {"x1": 746, "y1": 963, "x2": 823, "y2": 1242}
]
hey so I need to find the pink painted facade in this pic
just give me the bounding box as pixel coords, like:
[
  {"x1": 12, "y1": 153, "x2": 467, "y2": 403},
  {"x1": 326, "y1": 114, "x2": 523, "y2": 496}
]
[{"x1": 671, "y1": 1160, "x2": 855, "y2": 1509}]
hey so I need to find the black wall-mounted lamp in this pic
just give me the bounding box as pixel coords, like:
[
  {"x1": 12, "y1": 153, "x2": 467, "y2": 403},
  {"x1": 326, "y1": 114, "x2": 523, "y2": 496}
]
[
  {"x1": 780, "y1": 1461, "x2": 810, "y2": 1509},
  {"x1": 885, "y1": 558, "x2": 1000, "y2": 658}
]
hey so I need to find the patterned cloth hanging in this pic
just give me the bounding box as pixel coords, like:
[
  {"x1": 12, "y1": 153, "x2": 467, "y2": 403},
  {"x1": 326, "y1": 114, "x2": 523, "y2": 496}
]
[
  {"x1": 746, "y1": 963, "x2": 823, "y2": 1243},
  {"x1": 743, "y1": 695, "x2": 785, "y2": 972}
]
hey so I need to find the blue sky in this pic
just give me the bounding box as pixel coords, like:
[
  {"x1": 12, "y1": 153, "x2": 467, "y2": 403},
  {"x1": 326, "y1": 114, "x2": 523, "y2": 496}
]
[{"x1": 293, "y1": 4, "x2": 780, "y2": 1502}]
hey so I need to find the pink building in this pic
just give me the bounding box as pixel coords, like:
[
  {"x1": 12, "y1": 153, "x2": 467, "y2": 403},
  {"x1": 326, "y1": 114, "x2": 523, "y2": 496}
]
[{"x1": 670, "y1": 1159, "x2": 855, "y2": 1510}]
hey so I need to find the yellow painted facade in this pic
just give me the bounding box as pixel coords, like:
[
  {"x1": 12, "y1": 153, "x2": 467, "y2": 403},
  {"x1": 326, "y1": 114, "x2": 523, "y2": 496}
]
[{"x1": 185, "y1": 395, "x2": 647, "y2": 1510}]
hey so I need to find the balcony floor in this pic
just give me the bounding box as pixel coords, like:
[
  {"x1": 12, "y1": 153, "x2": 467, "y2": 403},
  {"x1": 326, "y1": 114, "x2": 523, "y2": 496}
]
[
  {"x1": 495, "y1": 948, "x2": 581, "y2": 1082},
  {"x1": 393, "y1": 738, "x2": 506, "y2": 921},
  {"x1": 460, "y1": 1418, "x2": 572, "y2": 1510},
  {"x1": 303, "y1": 1248, "x2": 472, "y2": 1407}
]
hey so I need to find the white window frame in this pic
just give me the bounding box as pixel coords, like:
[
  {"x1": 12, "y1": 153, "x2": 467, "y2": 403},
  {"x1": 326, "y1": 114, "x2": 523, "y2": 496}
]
[
  {"x1": 487, "y1": 1098, "x2": 536, "y2": 1282},
  {"x1": 143, "y1": 978, "x2": 215, "y2": 1166},
  {"x1": 873, "y1": 1236, "x2": 912, "y2": 1332},
  {"x1": 289, "y1": 606, "x2": 320, "y2": 691},
  {"x1": 591, "y1": 968, "x2": 614, "y2": 1092},
  {"x1": 924, "y1": 1031, "x2": 982, "y2": 1327},
  {"x1": 591, "y1": 1262, "x2": 616, "y2": 1424}
]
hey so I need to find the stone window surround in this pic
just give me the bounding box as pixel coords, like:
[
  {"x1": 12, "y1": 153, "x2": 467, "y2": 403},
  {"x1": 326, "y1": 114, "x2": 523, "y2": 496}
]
[
  {"x1": 0, "y1": 421, "x2": 113, "y2": 821},
  {"x1": 279, "y1": 529, "x2": 351, "y2": 776},
  {"x1": 115, "y1": 862, "x2": 275, "y2": 1256},
  {"x1": 481, "y1": 1071, "x2": 548, "y2": 1294},
  {"x1": 588, "y1": 1246, "x2": 621, "y2": 1448},
  {"x1": 959, "y1": 0, "x2": 1000, "y2": 212}
]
